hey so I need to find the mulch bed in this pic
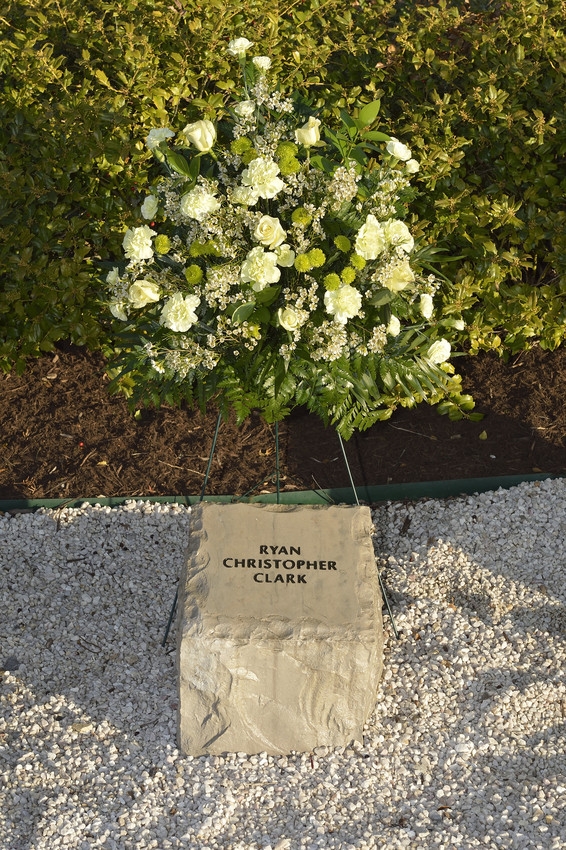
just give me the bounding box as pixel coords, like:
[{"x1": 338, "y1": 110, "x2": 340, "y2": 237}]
[{"x1": 1, "y1": 344, "x2": 565, "y2": 501}]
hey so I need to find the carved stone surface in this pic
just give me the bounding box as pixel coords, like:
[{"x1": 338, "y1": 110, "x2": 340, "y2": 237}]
[{"x1": 177, "y1": 503, "x2": 383, "y2": 756}]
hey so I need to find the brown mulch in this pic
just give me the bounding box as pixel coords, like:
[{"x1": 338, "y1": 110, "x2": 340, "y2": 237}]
[{"x1": 1, "y1": 344, "x2": 565, "y2": 501}]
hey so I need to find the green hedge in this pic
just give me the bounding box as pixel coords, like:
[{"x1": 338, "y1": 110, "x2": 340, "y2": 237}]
[{"x1": 1, "y1": 0, "x2": 565, "y2": 373}]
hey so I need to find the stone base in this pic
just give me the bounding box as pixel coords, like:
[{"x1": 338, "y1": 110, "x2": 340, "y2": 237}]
[{"x1": 177, "y1": 503, "x2": 383, "y2": 756}]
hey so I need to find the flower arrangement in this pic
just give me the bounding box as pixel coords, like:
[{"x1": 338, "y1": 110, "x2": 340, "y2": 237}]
[{"x1": 106, "y1": 38, "x2": 454, "y2": 438}]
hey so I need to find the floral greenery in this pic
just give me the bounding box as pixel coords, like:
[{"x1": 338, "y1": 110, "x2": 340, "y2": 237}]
[{"x1": 105, "y1": 42, "x2": 457, "y2": 437}]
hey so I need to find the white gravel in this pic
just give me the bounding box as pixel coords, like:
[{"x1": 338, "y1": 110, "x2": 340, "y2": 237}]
[{"x1": 1, "y1": 478, "x2": 565, "y2": 849}]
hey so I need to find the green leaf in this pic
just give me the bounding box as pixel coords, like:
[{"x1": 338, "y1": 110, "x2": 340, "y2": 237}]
[
  {"x1": 339, "y1": 109, "x2": 358, "y2": 139},
  {"x1": 252, "y1": 306, "x2": 270, "y2": 324},
  {"x1": 360, "y1": 131, "x2": 390, "y2": 142},
  {"x1": 94, "y1": 69, "x2": 111, "y2": 88},
  {"x1": 357, "y1": 100, "x2": 381, "y2": 127},
  {"x1": 369, "y1": 289, "x2": 394, "y2": 306},
  {"x1": 323, "y1": 127, "x2": 348, "y2": 157},
  {"x1": 310, "y1": 155, "x2": 336, "y2": 173},
  {"x1": 254, "y1": 285, "x2": 280, "y2": 305},
  {"x1": 231, "y1": 301, "x2": 255, "y2": 324},
  {"x1": 167, "y1": 152, "x2": 193, "y2": 177}
]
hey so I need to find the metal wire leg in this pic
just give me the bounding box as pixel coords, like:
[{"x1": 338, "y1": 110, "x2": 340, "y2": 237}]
[
  {"x1": 275, "y1": 421, "x2": 281, "y2": 505},
  {"x1": 161, "y1": 412, "x2": 223, "y2": 647},
  {"x1": 337, "y1": 432, "x2": 400, "y2": 640}
]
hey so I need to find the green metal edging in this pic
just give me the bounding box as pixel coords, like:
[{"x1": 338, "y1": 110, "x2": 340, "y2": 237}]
[{"x1": 0, "y1": 474, "x2": 562, "y2": 512}]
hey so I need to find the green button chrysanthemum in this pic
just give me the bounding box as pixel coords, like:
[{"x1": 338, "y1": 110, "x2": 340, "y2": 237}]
[
  {"x1": 334, "y1": 235, "x2": 351, "y2": 252},
  {"x1": 184, "y1": 264, "x2": 204, "y2": 285},
  {"x1": 291, "y1": 207, "x2": 312, "y2": 226},
  {"x1": 307, "y1": 248, "x2": 325, "y2": 268},
  {"x1": 154, "y1": 234, "x2": 171, "y2": 254},
  {"x1": 324, "y1": 273, "x2": 341, "y2": 291},
  {"x1": 230, "y1": 137, "x2": 253, "y2": 155},
  {"x1": 294, "y1": 253, "x2": 312, "y2": 273},
  {"x1": 276, "y1": 141, "x2": 298, "y2": 158},
  {"x1": 341, "y1": 266, "x2": 356, "y2": 285},
  {"x1": 278, "y1": 156, "x2": 301, "y2": 175},
  {"x1": 350, "y1": 253, "x2": 366, "y2": 270}
]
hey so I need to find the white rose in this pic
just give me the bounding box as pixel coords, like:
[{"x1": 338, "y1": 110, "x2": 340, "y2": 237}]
[
  {"x1": 275, "y1": 243, "x2": 295, "y2": 267},
  {"x1": 420, "y1": 293, "x2": 434, "y2": 319},
  {"x1": 182, "y1": 119, "x2": 216, "y2": 152},
  {"x1": 295, "y1": 116, "x2": 321, "y2": 147},
  {"x1": 122, "y1": 225, "x2": 156, "y2": 261},
  {"x1": 277, "y1": 306, "x2": 304, "y2": 331},
  {"x1": 381, "y1": 258, "x2": 415, "y2": 292},
  {"x1": 240, "y1": 246, "x2": 281, "y2": 291},
  {"x1": 426, "y1": 339, "x2": 451, "y2": 364},
  {"x1": 324, "y1": 284, "x2": 362, "y2": 325},
  {"x1": 241, "y1": 156, "x2": 284, "y2": 200},
  {"x1": 386, "y1": 315, "x2": 401, "y2": 336},
  {"x1": 180, "y1": 185, "x2": 221, "y2": 221},
  {"x1": 386, "y1": 137, "x2": 412, "y2": 161},
  {"x1": 109, "y1": 301, "x2": 128, "y2": 321},
  {"x1": 145, "y1": 127, "x2": 175, "y2": 150},
  {"x1": 253, "y1": 215, "x2": 286, "y2": 249},
  {"x1": 141, "y1": 195, "x2": 159, "y2": 220},
  {"x1": 252, "y1": 56, "x2": 271, "y2": 71},
  {"x1": 383, "y1": 219, "x2": 414, "y2": 253},
  {"x1": 354, "y1": 214, "x2": 386, "y2": 260},
  {"x1": 128, "y1": 279, "x2": 161, "y2": 309},
  {"x1": 227, "y1": 37, "x2": 253, "y2": 57},
  {"x1": 405, "y1": 158, "x2": 420, "y2": 174},
  {"x1": 234, "y1": 100, "x2": 256, "y2": 119},
  {"x1": 160, "y1": 292, "x2": 200, "y2": 332}
]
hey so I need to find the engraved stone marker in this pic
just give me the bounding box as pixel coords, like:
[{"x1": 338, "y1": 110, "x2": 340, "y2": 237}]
[{"x1": 177, "y1": 503, "x2": 383, "y2": 756}]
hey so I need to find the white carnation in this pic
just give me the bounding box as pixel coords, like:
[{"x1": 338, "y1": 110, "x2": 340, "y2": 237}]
[
  {"x1": 122, "y1": 225, "x2": 156, "y2": 261},
  {"x1": 240, "y1": 246, "x2": 281, "y2": 291},
  {"x1": 234, "y1": 100, "x2": 256, "y2": 119},
  {"x1": 227, "y1": 37, "x2": 253, "y2": 57},
  {"x1": 160, "y1": 292, "x2": 200, "y2": 332},
  {"x1": 355, "y1": 214, "x2": 386, "y2": 260},
  {"x1": 324, "y1": 284, "x2": 362, "y2": 325},
  {"x1": 241, "y1": 157, "x2": 284, "y2": 200},
  {"x1": 145, "y1": 127, "x2": 175, "y2": 150},
  {"x1": 180, "y1": 186, "x2": 221, "y2": 222},
  {"x1": 231, "y1": 185, "x2": 260, "y2": 206},
  {"x1": 383, "y1": 219, "x2": 414, "y2": 253},
  {"x1": 252, "y1": 56, "x2": 272, "y2": 71}
]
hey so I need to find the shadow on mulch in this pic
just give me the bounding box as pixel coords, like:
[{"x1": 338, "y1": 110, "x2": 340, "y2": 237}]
[{"x1": 1, "y1": 344, "x2": 564, "y2": 501}]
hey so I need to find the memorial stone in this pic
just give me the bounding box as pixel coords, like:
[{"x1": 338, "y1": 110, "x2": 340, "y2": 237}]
[{"x1": 177, "y1": 502, "x2": 383, "y2": 756}]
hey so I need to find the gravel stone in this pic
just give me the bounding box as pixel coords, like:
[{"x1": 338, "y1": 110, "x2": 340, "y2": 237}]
[{"x1": 1, "y1": 481, "x2": 565, "y2": 848}]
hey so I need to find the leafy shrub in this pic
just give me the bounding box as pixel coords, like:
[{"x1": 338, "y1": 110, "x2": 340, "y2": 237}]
[{"x1": 365, "y1": 0, "x2": 566, "y2": 354}]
